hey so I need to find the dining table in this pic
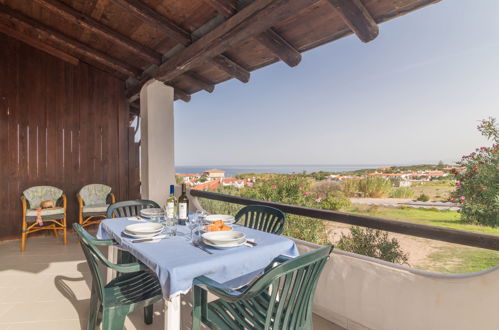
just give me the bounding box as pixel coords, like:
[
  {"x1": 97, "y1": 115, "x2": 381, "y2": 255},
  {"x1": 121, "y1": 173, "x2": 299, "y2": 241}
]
[{"x1": 97, "y1": 217, "x2": 300, "y2": 330}]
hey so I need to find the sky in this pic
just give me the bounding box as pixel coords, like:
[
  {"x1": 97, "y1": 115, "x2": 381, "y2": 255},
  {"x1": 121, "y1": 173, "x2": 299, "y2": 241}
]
[{"x1": 174, "y1": 0, "x2": 499, "y2": 166}]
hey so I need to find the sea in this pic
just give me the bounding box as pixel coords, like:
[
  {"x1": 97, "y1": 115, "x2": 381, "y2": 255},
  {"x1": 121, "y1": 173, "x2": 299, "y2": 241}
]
[{"x1": 175, "y1": 164, "x2": 390, "y2": 178}]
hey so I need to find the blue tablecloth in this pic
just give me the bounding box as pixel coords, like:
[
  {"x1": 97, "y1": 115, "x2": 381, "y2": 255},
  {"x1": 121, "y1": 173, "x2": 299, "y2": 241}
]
[{"x1": 97, "y1": 218, "x2": 299, "y2": 298}]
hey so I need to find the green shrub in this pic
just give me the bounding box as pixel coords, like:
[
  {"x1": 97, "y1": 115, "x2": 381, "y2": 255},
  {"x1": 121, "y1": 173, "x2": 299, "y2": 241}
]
[
  {"x1": 358, "y1": 176, "x2": 392, "y2": 198},
  {"x1": 341, "y1": 179, "x2": 360, "y2": 197},
  {"x1": 337, "y1": 226, "x2": 409, "y2": 264},
  {"x1": 416, "y1": 194, "x2": 430, "y2": 202},
  {"x1": 312, "y1": 181, "x2": 342, "y2": 198},
  {"x1": 282, "y1": 215, "x2": 329, "y2": 245},
  {"x1": 390, "y1": 187, "x2": 415, "y2": 198},
  {"x1": 320, "y1": 191, "x2": 351, "y2": 211},
  {"x1": 452, "y1": 117, "x2": 499, "y2": 227}
]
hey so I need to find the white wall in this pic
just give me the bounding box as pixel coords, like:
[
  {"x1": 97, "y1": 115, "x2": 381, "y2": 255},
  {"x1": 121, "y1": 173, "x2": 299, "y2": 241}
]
[{"x1": 293, "y1": 239, "x2": 499, "y2": 330}]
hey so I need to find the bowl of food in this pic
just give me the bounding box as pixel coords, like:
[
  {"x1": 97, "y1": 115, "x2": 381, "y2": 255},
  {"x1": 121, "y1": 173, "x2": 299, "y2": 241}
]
[
  {"x1": 204, "y1": 220, "x2": 232, "y2": 232},
  {"x1": 204, "y1": 214, "x2": 235, "y2": 224}
]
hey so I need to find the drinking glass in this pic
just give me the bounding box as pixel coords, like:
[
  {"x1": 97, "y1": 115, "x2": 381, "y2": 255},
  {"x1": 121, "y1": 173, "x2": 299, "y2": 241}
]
[
  {"x1": 195, "y1": 210, "x2": 207, "y2": 227},
  {"x1": 186, "y1": 215, "x2": 198, "y2": 241},
  {"x1": 165, "y1": 216, "x2": 177, "y2": 237}
]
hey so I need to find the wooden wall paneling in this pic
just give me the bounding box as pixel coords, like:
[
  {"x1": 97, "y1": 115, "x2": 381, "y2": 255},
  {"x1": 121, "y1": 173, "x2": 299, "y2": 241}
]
[
  {"x1": 116, "y1": 82, "x2": 129, "y2": 202},
  {"x1": 0, "y1": 32, "x2": 140, "y2": 239},
  {"x1": 6, "y1": 35, "x2": 20, "y2": 238},
  {"x1": 0, "y1": 34, "x2": 12, "y2": 235}
]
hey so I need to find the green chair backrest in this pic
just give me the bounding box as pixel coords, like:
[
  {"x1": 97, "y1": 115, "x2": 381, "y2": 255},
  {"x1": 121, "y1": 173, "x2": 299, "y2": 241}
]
[
  {"x1": 244, "y1": 245, "x2": 333, "y2": 329},
  {"x1": 23, "y1": 186, "x2": 63, "y2": 209},
  {"x1": 106, "y1": 200, "x2": 160, "y2": 218},
  {"x1": 79, "y1": 184, "x2": 112, "y2": 206},
  {"x1": 235, "y1": 205, "x2": 285, "y2": 235},
  {"x1": 73, "y1": 223, "x2": 116, "y2": 302}
]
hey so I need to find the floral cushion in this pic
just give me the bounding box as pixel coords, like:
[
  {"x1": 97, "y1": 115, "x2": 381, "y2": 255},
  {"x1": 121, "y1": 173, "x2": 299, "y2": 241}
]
[
  {"x1": 23, "y1": 186, "x2": 63, "y2": 209},
  {"x1": 26, "y1": 208, "x2": 64, "y2": 217},
  {"x1": 83, "y1": 204, "x2": 109, "y2": 214},
  {"x1": 79, "y1": 184, "x2": 112, "y2": 206}
]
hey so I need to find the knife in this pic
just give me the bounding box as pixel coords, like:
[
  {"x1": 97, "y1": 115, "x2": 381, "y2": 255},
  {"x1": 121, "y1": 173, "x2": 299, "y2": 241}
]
[{"x1": 132, "y1": 235, "x2": 166, "y2": 243}]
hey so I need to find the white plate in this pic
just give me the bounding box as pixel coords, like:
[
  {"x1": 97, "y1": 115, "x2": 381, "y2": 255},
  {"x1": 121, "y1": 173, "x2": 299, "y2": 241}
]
[
  {"x1": 204, "y1": 214, "x2": 235, "y2": 224},
  {"x1": 123, "y1": 230, "x2": 163, "y2": 239},
  {"x1": 125, "y1": 223, "x2": 164, "y2": 235},
  {"x1": 203, "y1": 238, "x2": 246, "y2": 249},
  {"x1": 139, "y1": 208, "x2": 164, "y2": 218},
  {"x1": 202, "y1": 231, "x2": 245, "y2": 245}
]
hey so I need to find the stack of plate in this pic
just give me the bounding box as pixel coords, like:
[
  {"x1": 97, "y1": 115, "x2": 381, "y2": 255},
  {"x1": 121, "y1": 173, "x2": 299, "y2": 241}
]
[
  {"x1": 202, "y1": 231, "x2": 246, "y2": 248},
  {"x1": 124, "y1": 223, "x2": 164, "y2": 238},
  {"x1": 204, "y1": 214, "x2": 235, "y2": 224},
  {"x1": 139, "y1": 208, "x2": 164, "y2": 219}
]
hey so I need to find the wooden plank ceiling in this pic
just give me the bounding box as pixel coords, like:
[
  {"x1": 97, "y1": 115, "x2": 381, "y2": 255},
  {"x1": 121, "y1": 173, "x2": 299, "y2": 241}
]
[{"x1": 0, "y1": 0, "x2": 442, "y2": 104}]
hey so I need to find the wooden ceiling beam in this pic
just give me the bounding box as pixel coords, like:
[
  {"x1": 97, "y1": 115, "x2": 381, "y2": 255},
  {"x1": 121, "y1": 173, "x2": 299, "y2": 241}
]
[
  {"x1": 110, "y1": 0, "x2": 191, "y2": 46},
  {"x1": 174, "y1": 87, "x2": 191, "y2": 102},
  {"x1": 202, "y1": 0, "x2": 301, "y2": 67},
  {"x1": 0, "y1": 24, "x2": 79, "y2": 65},
  {"x1": 210, "y1": 55, "x2": 249, "y2": 83},
  {"x1": 0, "y1": 4, "x2": 140, "y2": 78},
  {"x1": 153, "y1": 0, "x2": 320, "y2": 82},
  {"x1": 255, "y1": 28, "x2": 301, "y2": 67},
  {"x1": 183, "y1": 73, "x2": 215, "y2": 93},
  {"x1": 117, "y1": 0, "x2": 251, "y2": 97},
  {"x1": 203, "y1": 0, "x2": 237, "y2": 17},
  {"x1": 32, "y1": 0, "x2": 161, "y2": 65},
  {"x1": 328, "y1": 0, "x2": 379, "y2": 43}
]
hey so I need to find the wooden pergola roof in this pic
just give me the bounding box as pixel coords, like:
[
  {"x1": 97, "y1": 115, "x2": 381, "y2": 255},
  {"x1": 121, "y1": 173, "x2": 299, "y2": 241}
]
[{"x1": 0, "y1": 0, "x2": 441, "y2": 106}]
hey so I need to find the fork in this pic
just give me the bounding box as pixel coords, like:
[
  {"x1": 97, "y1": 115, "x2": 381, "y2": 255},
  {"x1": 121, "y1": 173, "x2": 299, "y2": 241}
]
[{"x1": 193, "y1": 239, "x2": 213, "y2": 255}]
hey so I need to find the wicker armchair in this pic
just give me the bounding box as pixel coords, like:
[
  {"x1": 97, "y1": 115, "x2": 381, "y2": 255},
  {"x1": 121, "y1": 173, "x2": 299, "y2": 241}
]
[
  {"x1": 77, "y1": 184, "x2": 115, "y2": 228},
  {"x1": 21, "y1": 186, "x2": 67, "y2": 251}
]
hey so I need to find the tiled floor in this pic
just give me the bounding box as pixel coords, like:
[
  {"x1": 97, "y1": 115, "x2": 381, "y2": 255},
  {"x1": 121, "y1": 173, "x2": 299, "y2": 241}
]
[{"x1": 0, "y1": 232, "x2": 342, "y2": 330}]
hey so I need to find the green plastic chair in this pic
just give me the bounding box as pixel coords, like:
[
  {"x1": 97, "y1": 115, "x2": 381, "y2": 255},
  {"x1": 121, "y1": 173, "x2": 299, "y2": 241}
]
[
  {"x1": 106, "y1": 199, "x2": 160, "y2": 218},
  {"x1": 235, "y1": 205, "x2": 286, "y2": 235},
  {"x1": 73, "y1": 224, "x2": 162, "y2": 330},
  {"x1": 105, "y1": 200, "x2": 161, "y2": 265},
  {"x1": 192, "y1": 245, "x2": 333, "y2": 330}
]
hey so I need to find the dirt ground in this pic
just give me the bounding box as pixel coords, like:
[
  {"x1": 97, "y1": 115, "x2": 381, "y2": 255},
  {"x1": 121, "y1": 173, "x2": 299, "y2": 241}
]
[{"x1": 324, "y1": 221, "x2": 451, "y2": 268}]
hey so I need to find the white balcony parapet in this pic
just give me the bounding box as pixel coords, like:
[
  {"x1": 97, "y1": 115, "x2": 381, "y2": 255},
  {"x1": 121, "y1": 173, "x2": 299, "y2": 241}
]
[{"x1": 294, "y1": 238, "x2": 499, "y2": 330}]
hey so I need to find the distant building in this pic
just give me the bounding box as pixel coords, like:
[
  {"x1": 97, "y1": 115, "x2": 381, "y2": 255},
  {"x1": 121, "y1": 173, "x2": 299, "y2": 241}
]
[
  {"x1": 221, "y1": 178, "x2": 246, "y2": 189},
  {"x1": 203, "y1": 169, "x2": 225, "y2": 180},
  {"x1": 176, "y1": 173, "x2": 201, "y2": 183}
]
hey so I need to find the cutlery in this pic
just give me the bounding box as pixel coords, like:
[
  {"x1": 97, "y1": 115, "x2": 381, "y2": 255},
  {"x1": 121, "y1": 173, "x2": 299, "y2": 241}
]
[
  {"x1": 132, "y1": 235, "x2": 166, "y2": 243},
  {"x1": 193, "y1": 240, "x2": 213, "y2": 254},
  {"x1": 246, "y1": 239, "x2": 257, "y2": 246}
]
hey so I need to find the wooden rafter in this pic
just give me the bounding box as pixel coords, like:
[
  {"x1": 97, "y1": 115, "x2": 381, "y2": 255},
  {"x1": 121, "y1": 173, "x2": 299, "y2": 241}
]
[
  {"x1": 328, "y1": 0, "x2": 379, "y2": 43},
  {"x1": 110, "y1": 0, "x2": 191, "y2": 45},
  {"x1": 183, "y1": 73, "x2": 215, "y2": 93},
  {"x1": 203, "y1": 0, "x2": 237, "y2": 17},
  {"x1": 114, "y1": 0, "x2": 250, "y2": 92},
  {"x1": 174, "y1": 88, "x2": 191, "y2": 102},
  {"x1": 32, "y1": 0, "x2": 161, "y2": 65},
  {"x1": 0, "y1": 24, "x2": 79, "y2": 65},
  {"x1": 203, "y1": 0, "x2": 301, "y2": 67},
  {"x1": 152, "y1": 0, "x2": 320, "y2": 82},
  {"x1": 0, "y1": 4, "x2": 140, "y2": 78},
  {"x1": 255, "y1": 28, "x2": 301, "y2": 67},
  {"x1": 210, "y1": 55, "x2": 249, "y2": 83}
]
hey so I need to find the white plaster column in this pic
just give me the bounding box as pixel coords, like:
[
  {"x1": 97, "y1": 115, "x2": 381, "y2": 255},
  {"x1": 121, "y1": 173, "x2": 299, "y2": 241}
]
[{"x1": 140, "y1": 80, "x2": 175, "y2": 205}]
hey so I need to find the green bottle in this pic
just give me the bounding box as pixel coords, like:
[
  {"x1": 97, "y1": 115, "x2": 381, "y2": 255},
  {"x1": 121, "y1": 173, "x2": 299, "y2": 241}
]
[{"x1": 177, "y1": 183, "x2": 189, "y2": 225}]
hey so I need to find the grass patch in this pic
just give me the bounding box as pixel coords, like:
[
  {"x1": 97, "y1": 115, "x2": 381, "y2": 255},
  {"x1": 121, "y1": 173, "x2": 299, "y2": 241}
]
[
  {"x1": 417, "y1": 246, "x2": 499, "y2": 273},
  {"x1": 410, "y1": 183, "x2": 455, "y2": 201},
  {"x1": 345, "y1": 205, "x2": 499, "y2": 235}
]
